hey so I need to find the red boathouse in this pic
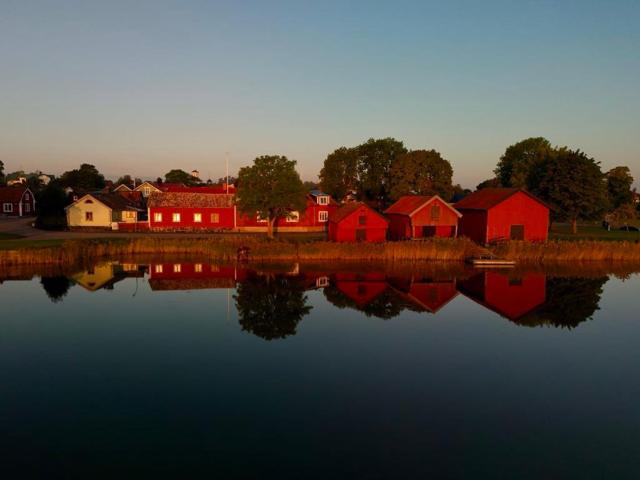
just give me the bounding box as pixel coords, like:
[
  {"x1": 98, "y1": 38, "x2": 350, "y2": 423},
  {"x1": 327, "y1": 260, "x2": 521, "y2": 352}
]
[
  {"x1": 454, "y1": 188, "x2": 549, "y2": 244},
  {"x1": 0, "y1": 186, "x2": 36, "y2": 217},
  {"x1": 384, "y1": 195, "x2": 462, "y2": 240},
  {"x1": 328, "y1": 202, "x2": 389, "y2": 242}
]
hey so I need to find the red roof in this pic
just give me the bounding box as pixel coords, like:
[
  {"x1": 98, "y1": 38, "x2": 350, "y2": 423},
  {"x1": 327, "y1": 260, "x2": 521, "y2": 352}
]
[
  {"x1": 329, "y1": 202, "x2": 389, "y2": 224},
  {"x1": 0, "y1": 186, "x2": 30, "y2": 203},
  {"x1": 454, "y1": 188, "x2": 549, "y2": 211},
  {"x1": 161, "y1": 185, "x2": 236, "y2": 194},
  {"x1": 385, "y1": 195, "x2": 462, "y2": 217}
]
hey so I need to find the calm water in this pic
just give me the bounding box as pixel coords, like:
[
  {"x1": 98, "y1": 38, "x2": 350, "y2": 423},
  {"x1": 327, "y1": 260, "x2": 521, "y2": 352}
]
[{"x1": 1, "y1": 261, "x2": 639, "y2": 479}]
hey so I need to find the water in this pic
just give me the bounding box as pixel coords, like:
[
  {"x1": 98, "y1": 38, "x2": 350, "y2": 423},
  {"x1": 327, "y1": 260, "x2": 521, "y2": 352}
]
[{"x1": 1, "y1": 261, "x2": 639, "y2": 478}]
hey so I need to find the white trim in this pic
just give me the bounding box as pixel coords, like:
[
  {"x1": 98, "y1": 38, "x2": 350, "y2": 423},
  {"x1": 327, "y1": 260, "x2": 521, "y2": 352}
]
[
  {"x1": 318, "y1": 210, "x2": 329, "y2": 222},
  {"x1": 2, "y1": 203, "x2": 13, "y2": 213}
]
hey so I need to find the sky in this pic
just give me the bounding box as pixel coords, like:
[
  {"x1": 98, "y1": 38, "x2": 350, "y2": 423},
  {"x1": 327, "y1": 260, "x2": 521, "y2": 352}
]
[{"x1": 1, "y1": 0, "x2": 639, "y2": 188}]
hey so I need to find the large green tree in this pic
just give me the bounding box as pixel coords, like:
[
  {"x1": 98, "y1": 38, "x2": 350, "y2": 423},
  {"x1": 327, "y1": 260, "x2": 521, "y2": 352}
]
[
  {"x1": 319, "y1": 147, "x2": 359, "y2": 201},
  {"x1": 60, "y1": 164, "x2": 106, "y2": 191},
  {"x1": 476, "y1": 177, "x2": 502, "y2": 190},
  {"x1": 0, "y1": 160, "x2": 4, "y2": 185},
  {"x1": 606, "y1": 166, "x2": 634, "y2": 209},
  {"x1": 495, "y1": 137, "x2": 554, "y2": 188},
  {"x1": 357, "y1": 138, "x2": 407, "y2": 208},
  {"x1": 389, "y1": 149, "x2": 453, "y2": 200},
  {"x1": 164, "y1": 169, "x2": 199, "y2": 185},
  {"x1": 35, "y1": 181, "x2": 70, "y2": 229},
  {"x1": 236, "y1": 155, "x2": 307, "y2": 238},
  {"x1": 530, "y1": 148, "x2": 609, "y2": 234}
]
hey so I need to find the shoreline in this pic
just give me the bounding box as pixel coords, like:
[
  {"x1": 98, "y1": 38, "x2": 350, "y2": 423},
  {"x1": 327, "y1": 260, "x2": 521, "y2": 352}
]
[{"x1": 1, "y1": 236, "x2": 640, "y2": 267}]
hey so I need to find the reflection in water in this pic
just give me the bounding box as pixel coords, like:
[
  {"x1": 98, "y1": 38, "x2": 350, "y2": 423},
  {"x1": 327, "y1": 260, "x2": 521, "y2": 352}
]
[
  {"x1": 40, "y1": 276, "x2": 72, "y2": 303},
  {"x1": 12, "y1": 261, "x2": 627, "y2": 337},
  {"x1": 234, "y1": 272, "x2": 312, "y2": 340}
]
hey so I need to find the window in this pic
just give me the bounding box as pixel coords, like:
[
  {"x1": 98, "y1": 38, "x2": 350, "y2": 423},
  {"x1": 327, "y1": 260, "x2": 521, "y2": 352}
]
[
  {"x1": 316, "y1": 276, "x2": 329, "y2": 288},
  {"x1": 124, "y1": 211, "x2": 136, "y2": 220},
  {"x1": 317, "y1": 195, "x2": 329, "y2": 205},
  {"x1": 172, "y1": 213, "x2": 181, "y2": 223},
  {"x1": 155, "y1": 265, "x2": 163, "y2": 274},
  {"x1": 318, "y1": 210, "x2": 329, "y2": 222},
  {"x1": 143, "y1": 187, "x2": 151, "y2": 197},
  {"x1": 358, "y1": 215, "x2": 367, "y2": 225},
  {"x1": 210, "y1": 213, "x2": 220, "y2": 223},
  {"x1": 194, "y1": 213, "x2": 202, "y2": 223},
  {"x1": 84, "y1": 199, "x2": 93, "y2": 204},
  {"x1": 431, "y1": 205, "x2": 441, "y2": 220},
  {"x1": 2, "y1": 203, "x2": 12, "y2": 213},
  {"x1": 85, "y1": 211, "x2": 93, "y2": 222},
  {"x1": 286, "y1": 211, "x2": 300, "y2": 222},
  {"x1": 173, "y1": 264, "x2": 181, "y2": 273},
  {"x1": 24, "y1": 203, "x2": 30, "y2": 213},
  {"x1": 195, "y1": 263, "x2": 203, "y2": 273},
  {"x1": 24, "y1": 193, "x2": 29, "y2": 200},
  {"x1": 154, "y1": 212, "x2": 163, "y2": 222},
  {"x1": 256, "y1": 213, "x2": 267, "y2": 223}
]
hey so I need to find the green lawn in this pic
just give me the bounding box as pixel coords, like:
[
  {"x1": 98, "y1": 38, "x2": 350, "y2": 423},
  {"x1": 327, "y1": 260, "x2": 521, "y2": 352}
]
[{"x1": 551, "y1": 223, "x2": 640, "y2": 241}]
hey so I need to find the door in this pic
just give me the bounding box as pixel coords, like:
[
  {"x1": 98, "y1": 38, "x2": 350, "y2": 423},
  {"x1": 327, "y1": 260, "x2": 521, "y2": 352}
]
[
  {"x1": 422, "y1": 226, "x2": 436, "y2": 237},
  {"x1": 356, "y1": 229, "x2": 366, "y2": 242},
  {"x1": 510, "y1": 225, "x2": 525, "y2": 240}
]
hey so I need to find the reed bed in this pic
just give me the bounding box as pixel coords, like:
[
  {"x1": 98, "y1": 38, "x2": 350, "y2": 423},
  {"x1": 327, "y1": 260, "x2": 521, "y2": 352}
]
[{"x1": 493, "y1": 240, "x2": 640, "y2": 263}]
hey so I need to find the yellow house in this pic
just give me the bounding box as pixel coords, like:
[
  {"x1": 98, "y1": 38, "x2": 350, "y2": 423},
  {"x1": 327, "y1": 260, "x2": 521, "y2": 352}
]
[{"x1": 66, "y1": 193, "x2": 142, "y2": 229}]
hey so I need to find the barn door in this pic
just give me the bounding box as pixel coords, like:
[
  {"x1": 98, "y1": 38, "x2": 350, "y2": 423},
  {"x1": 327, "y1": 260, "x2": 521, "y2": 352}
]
[
  {"x1": 356, "y1": 229, "x2": 366, "y2": 242},
  {"x1": 422, "y1": 226, "x2": 436, "y2": 237},
  {"x1": 510, "y1": 225, "x2": 525, "y2": 240}
]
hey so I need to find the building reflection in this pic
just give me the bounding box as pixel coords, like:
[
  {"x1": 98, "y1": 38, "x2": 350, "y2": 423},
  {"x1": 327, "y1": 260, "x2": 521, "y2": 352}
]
[{"x1": 32, "y1": 261, "x2": 614, "y2": 337}]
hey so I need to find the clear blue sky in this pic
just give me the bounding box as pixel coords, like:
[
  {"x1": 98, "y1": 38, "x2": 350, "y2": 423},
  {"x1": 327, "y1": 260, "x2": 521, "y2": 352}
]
[{"x1": 1, "y1": 0, "x2": 638, "y2": 188}]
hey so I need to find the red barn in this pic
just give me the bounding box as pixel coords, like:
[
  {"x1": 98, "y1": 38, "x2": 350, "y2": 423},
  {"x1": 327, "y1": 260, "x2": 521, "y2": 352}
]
[
  {"x1": 328, "y1": 202, "x2": 389, "y2": 242},
  {"x1": 148, "y1": 192, "x2": 235, "y2": 231},
  {"x1": 235, "y1": 191, "x2": 337, "y2": 233},
  {"x1": 0, "y1": 186, "x2": 36, "y2": 217},
  {"x1": 384, "y1": 195, "x2": 462, "y2": 240},
  {"x1": 454, "y1": 188, "x2": 549, "y2": 244},
  {"x1": 458, "y1": 271, "x2": 546, "y2": 321}
]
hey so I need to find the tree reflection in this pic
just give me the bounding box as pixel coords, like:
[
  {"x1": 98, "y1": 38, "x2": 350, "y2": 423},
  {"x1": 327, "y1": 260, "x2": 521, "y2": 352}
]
[
  {"x1": 516, "y1": 277, "x2": 608, "y2": 328},
  {"x1": 322, "y1": 284, "x2": 413, "y2": 320},
  {"x1": 40, "y1": 275, "x2": 72, "y2": 303},
  {"x1": 234, "y1": 273, "x2": 312, "y2": 340}
]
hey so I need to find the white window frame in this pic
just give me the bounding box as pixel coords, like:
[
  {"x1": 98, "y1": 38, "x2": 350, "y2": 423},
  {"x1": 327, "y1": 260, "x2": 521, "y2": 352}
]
[
  {"x1": 193, "y1": 212, "x2": 202, "y2": 223},
  {"x1": 195, "y1": 263, "x2": 203, "y2": 273},
  {"x1": 154, "y1": 212, "x2": 163, "y2": 222},
  {"x1": 3, "y1": 203, "x2": 13, "y2": 213},
  {"x1": 24, "y1": 203, "x2": 31, "y2": 213},
  {"x1": 318, "y1": 210, "x2": 329, "y2": 222},
  {"x1": 155, "y1": 265, "x2": 163, "y2": 274},
  {"x1": 173, "y1": 264, "x2": 181, "y2": 273},
  {"x1": 24, "y1": 193, "x2": 29, "y2": 201},
  {"x1": 317, "y1": 195, "x2": 329, "y2": 205},
  {"x1": 286, "y1": 211, "x2": 300, "y2": 223},
  {"x1": 143, "y1": 187, "x2": 151, "y2": 196},
  {"x1": 172, "y1": 213, "x2": 181, "y2": 223}
]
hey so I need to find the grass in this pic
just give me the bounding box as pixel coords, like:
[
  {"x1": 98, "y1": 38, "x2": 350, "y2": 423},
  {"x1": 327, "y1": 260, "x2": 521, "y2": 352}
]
[
  {"x1": 0, "y1": 232, "x2": 25, "y2": 241},
  {"x1": 550, "y1": 223, "x2": 640, "y2": 242}
]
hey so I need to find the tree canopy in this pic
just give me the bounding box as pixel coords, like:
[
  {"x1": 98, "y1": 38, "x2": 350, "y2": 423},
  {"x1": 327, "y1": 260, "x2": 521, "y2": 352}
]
[
  {"x1": 495, "y1": 137, "x2": 553, "y2": 188},
  {"x1": 530, "y1": 148, "x2": 609, "y2": 233},
  {"x1": 164, "y1": 169, "x2": 200, "y2": 185},
  {"x1": 236, "y1": 155, "x2": 308, "y2": 238},
  {"x1": 319, "y1": 147, "x2": 359, "y2": 201},
  {"x1": 60, "y1": 164, "x2": 106, "y2": 191},
  {"x1": 389, "y1": 149, "x2": 453, "y2": 200},
  {"x1": 606, "y1": 166, "x2": 634, "y2": 209},
  {"x1": 476, "y1": 177, "x2": 502, "y2": 191},
  {"x1": 357, "y1": 137, "x2": 407, "y2": 208},
  {"x1": 0, "y1": 160, "x2": 4, "y2": 184}
]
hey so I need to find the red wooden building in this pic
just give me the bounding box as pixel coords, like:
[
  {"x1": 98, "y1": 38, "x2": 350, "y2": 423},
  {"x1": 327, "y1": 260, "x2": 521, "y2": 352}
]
[
  {"x1": 0, "y1": 186, "x2": 36, "y2": 217},
  {"x1": 147, "y1": 192, "x2": 235, "y2": 231},
  {"x1": 328, "y1": 202, "x2": 389, "y2": 242},
  {"x1": 384, "y1": 195, "x2": 462, "y2": 240},
  {"x1": 235, "y1": 191, "x2": 337, "y2": 233},
  {"x1": 332, "y1": 272, "x2": 388, "y2": 308},
  {"x1": 388, "y1": 276, "x2": 458, "y2": 313},
  {"x1": 458, "y1": 271, "x2": 546, "y2": 321},
  {"x1": 454, "y1": 188, "x2": 550, "y2": 244}
]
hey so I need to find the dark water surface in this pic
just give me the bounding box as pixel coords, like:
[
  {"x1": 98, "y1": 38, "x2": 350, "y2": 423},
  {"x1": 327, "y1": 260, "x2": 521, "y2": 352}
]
[{"x1": 1, "y1": 261, "x2": 639, "y2": 479}]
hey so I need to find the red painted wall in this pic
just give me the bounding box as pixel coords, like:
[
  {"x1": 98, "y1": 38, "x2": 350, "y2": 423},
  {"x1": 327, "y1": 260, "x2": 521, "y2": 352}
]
[
  {"x1": 456, "y1": 210, "x2": 488, "y2": 243},
  {"x1": 387, "y1": 214, "x2": 412, "y2": 240},
  {"x1": 328, "y1": 205, "x2": 388, "y2": 242},
  {"x1": 387, "y1": 198, "x2": 459, "y2": 240},
  {"x1": 236, "y1": 201, "x2": 336, "y2": 230},
  {"x1": 483, "y1": 272, "x2": 546, "y2": 320},
  {"x1": 149, "y1": 206, "x2": 235, "y2": 230},
  {"x1": 486, "y1": 193, "x2": 549, "y2": 243}
]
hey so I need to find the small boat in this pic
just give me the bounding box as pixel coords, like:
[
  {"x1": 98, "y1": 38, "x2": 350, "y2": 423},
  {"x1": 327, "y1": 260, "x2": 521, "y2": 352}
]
[{"x1": 466, "y1": 254, "x2": 516, "y2": 268}]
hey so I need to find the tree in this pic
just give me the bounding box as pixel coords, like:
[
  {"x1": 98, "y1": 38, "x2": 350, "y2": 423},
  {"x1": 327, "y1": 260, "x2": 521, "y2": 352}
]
[
  {"x1": 607, "y1": 203, "x2": 637, "y2": 226},
  {"x1": 495, "y1": 137, "x2": 553, "y2": 188},
  {"x1": 60, "y1": 164, "x2": 105, "y2": 191},
  {"x1": 356, "y1": 138, "x2": 407, "y2": 208},
  {"x1": 606, "y1": 166, "x2": 634, "y2": 209},
  {"x1": 303, "y1": 180, "x2": 319, "y2": 191},
  {"x1": 35, "y1": 181, "x2": 70, "y2": 229},
  {"x1": 319, "y1": 147, "x2": 359, "y2": 201},
  {"x1": 0, "y1": 160, "x2": 4, "y2": 185},
  {"x1": 476, "y1": 177, "x2": 502, "y2": 190},
  {"x1": 530, "y1": 148, "x2": 609, "y2": 234},
  {"x1": 116, "y1": 174, "x2": 134, "y2": 187},
  {"x1": 40, "y1": 276, "x2": 72, "y2": 303},
  {"x1": 389, "y1": 149, "x2": 453, "y2": 201},
  {"x1": 234, "y1": 273, "x2": 312, "y2": 340},
  {"x1": 236, "y1": 155, "x2": 307, "y2": 238},
  {"x1": 216, "y1": 175, "x2": 237, "y2": 186},
  {"x1": 164, "y1": 169, "x2": 199, "y2": 185}
]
